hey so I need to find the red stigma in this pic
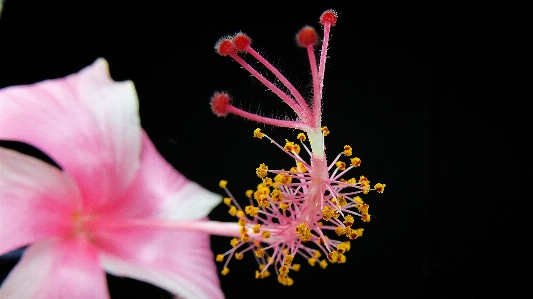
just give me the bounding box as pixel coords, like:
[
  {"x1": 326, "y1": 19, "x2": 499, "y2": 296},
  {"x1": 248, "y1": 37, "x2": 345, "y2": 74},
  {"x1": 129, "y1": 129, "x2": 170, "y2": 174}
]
[
  {"x1": 296, "y1": 26, "x2": 318, "y2": 48},
  {"x1": 215, "y1": 37, "x2": 235, "y2": 56},
  {"x1": 210, "y1": 92, "x2": 231, "y2": 116},
  {"x1": 233, "y1": 33, "x2": 251, "y2": 52},
  {"x1": 320, "y1": 10, "x2": 338, "y2": 27}
]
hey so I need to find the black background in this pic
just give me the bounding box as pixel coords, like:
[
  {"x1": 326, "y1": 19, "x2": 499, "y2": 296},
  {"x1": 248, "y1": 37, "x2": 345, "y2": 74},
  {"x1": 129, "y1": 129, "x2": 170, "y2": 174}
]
[{"x1": 0, "y1": 1, "x2": 528, "y2": 298}]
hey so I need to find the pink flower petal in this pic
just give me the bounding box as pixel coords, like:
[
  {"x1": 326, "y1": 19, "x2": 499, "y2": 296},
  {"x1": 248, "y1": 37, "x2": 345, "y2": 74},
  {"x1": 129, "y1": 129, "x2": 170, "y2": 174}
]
[
  {"x1": 0, "y1": 237, "x2": 109, "y2": 299},
  {"x1": 97, "y1": 131, "x2": 221, "y2": 220},
  {"x1": 0, "y1": 147, "x2": 81, "y2": 255},
  {"x1": 0, "y1": 59, "x2": 141, "y2": 213},
  {"x1": 95, "y1": 224, "x2": 223, "y2": 299}
]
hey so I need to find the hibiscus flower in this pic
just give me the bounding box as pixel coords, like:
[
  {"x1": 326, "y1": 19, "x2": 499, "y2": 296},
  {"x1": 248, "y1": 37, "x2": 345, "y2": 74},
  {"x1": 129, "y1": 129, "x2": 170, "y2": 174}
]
[{"x1": 0, "y1": 59, "x2": 224, "y2": 299}]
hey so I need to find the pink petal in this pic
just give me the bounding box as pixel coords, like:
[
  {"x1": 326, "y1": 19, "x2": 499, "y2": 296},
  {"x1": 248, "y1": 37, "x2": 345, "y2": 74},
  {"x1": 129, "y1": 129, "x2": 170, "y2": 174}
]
[
  {"x1": 0, "y1": 58, "x2": 141, "y2": 213},
  {"x1": 96, "y1": 131, "x2": 221, "y2": 220},
  {"x1": 95, "y1": 224, "x2": 223, "y2": 299},
  {"x1": 0, "y1": 147, "x2": 81, "y2": 255},
  {"x1": 0, "y1": 237, "x2": 109, "y2": 299}
]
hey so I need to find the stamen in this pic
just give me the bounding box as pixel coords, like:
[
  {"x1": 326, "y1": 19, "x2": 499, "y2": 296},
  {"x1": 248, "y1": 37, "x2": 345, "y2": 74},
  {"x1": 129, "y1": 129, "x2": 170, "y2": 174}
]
[{"x1": 211, "y1": 9, "x2": 386, "y2": 286}]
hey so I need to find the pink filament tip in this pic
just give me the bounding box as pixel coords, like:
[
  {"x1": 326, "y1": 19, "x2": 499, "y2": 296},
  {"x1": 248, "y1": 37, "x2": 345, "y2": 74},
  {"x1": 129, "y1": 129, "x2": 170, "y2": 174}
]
[
  {"x1": 296, "y1": 26, "x2": 318, "y2": 47},
  {"x1": 210, "y1": 92, "x2": 231, "y2": 116},
  {"x1": 233, "y1": 33, "x2": 251, "y2": 51},
  {"x1": 320, "y1": 9, "x2": 338, "y2": 27},
  {"x1": 215, "y1": 37, "x2": 235, "y2": 56}
]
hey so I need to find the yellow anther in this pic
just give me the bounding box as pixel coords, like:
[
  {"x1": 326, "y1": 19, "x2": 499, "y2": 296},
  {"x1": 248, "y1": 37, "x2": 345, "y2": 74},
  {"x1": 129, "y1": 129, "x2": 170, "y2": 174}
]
[
  {"x1": 241, "y1": 234, "x2": 250, "y2": 242},
  {"x1": 270, "y1": 189, "x2": 283, "y2": 202},
  {"x1": 257, "y1": 196, "x2": 270, "y2": 208},
  {"x1": 280, "y1": 203, "x2": 289, "y2": 211},
  {"x1": 295, "y1": 223, "x2": 312, "y2": 241},
  {"x1": 321, "y1": 126, "x2": 330, "y2": 136},
  {"x1": 335, "y1": 226, "x2": 345, "y2": 236},
  {"x1": 256, "y1": 163, "x2": 268, "y2": 178},
  {"x1": 343, "y1": 145, "x2": 353, "y2": 156},
  {"x1": 254, "y1": 240, "x2": 260, "y2": 247},
  {"x1": 250, "y1": 207, "x2": 259, "y2": 217},
  {"x1": 245, "y1": 205, "x2": 253, "y2": 214},
  {"x1": 255, "y1": 270, "x2": 264, "y2": 279},
  {"x1": 254, "y1": 186, "x2": 269, "y2": 201},
  {"x1": 239, "y1": 226, "x2": 247, "y2": 234},
  {"x1": 317, "y1": 221, "x2": 323, "y2": 226},
  {"x1": 286, "y1": 277, "x2": 294, "y2": 286},
  {"x1": 358, "y1": 203, "x2": 369, "y2": 213},
  {"x1": 327, "y1": 251, "x2": 339, "y2": 263},
  {"x1": 319, "y1": 259, "x2": 328, "y2": 269},
  {"x1": 337, "y1": 195, "x2": 347, "y2": 207},
  {"x1": 347, "y1": 230, "x2": 358, "y2": 240},
  {"x1": 344, "y1": 227, "x2": 352, "y2": 236},
  {"x1": 336, "y1": 243, "x2": 348, "y2": 254},
  {"x1": 278, "y1": 275, "x2": 293, "y2": 286},
  {"x1": 297, "y1": 161, "x2": 307, "y2": 173},
  {"x1": 235, "y1": 252, "x2": 244, "y2": 260},
  {"x1": 338, "y1": 254, "x2": 347, "y2": 263},
  {"x1": 279, "y1": 265, "x2": 290, "y2": 275},
  {"x1": 284, "y1": 140, "x2": 301, "y2": 154},
  {"x1": 259, "y1": 264, "x2": 266, "y2": 271},
  {"x1": 361, "y1": 213, "x2": 371, "y2": 222},
  {"x1": 308, "y1": 257, "x2": 316, "y2": 266},
  {"x1": 262, "y1": 230, "x2": 271, "y2": 239},
  {"x1": 221, "y1": 267, "x2": 230, "y2": 276},
  {"x1": 255, "y1": 248, "x2": 265, "y2": 258},
  {"x1": 348, "y1": 228, "x2": 364, "y2": 240},
  {"x1": 216, "y1": 254, "x2": 224, "y2": 262},
  {"x1": 262, "y1": 177, "x2": 273, "y2": 187},
  {"x1": 256, "y1": 270, "x2": 270, "y2": 279},
  {"x1": 245, "y1": 205, "x2": 259, "y2": 216},
  {"x1": 336, "y1": 161, "x2": 346, "y2": 170},
  {"x1": 297, "y1": 132, "x2": 306, "y2": 141},
  {"x1": 343, "y1": 241, "x2": 351, "y2": 251},
  {"x1": 292, "y1": 264, "x2": 301, "y2": 272},
  {"x1": 228, "y1": 205, "x2": 237, "y2": 216},
  {"x1": 313, "y1": 250, "x2": 322, "y2": 258},
  {"x1": 374, "y1": 183, "x2": 386, "y2": 193},
  {"x1": 354, "y1": 196, "x2": 364, "y2": 204},
  {"x1": 361, "y1": 181, "x2": 370, "y2": 194},
  {"x1": 245, "y1": 189, "x2": 254, "y2": 198},
  {"x1": 284, "y1": 255, "x2": 294, "y2": 265},
  {"x1": 347, "y1": 178, "x2": 356, "y2": 185},
  {"x1": 236, "y1": 210, "x2": 244, "y2": 218},
  {"x1": 238, "y1": 218, "x2": 246, "y2": 227},
  {"x1": 350, "y1": 157, "x2": 361, "y2": 167},
  {"x1": 343, "y1": 214, "x2": 354, "y2": 227},
  {"x1": 219, "y1": 180, "x2": 228, "y2": 188},
  {"x1": 230, "y1": 238, "x2": 239, "y2": 247},
  {"x1": 252, "y1": 224, "x2": 261, "y2": 234},
  {"x1": 322, "y1": 206, "x2": 334, "y2": 221},
  {"x1": 223, "y1": 197, "x2": 231, "y2": 206},
  {"x1": 274, "y1": 173, "x2": 292, "y2": 184},
  {"x1": 253, "y1": 128, "x2": 264, "y2": 139}
]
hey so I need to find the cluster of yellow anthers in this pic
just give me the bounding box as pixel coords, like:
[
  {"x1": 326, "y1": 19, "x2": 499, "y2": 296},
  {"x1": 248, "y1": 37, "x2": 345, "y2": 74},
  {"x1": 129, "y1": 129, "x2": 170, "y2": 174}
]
[{"x1": 216, "y1": 128, "x2": 385, "y2": 285}]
